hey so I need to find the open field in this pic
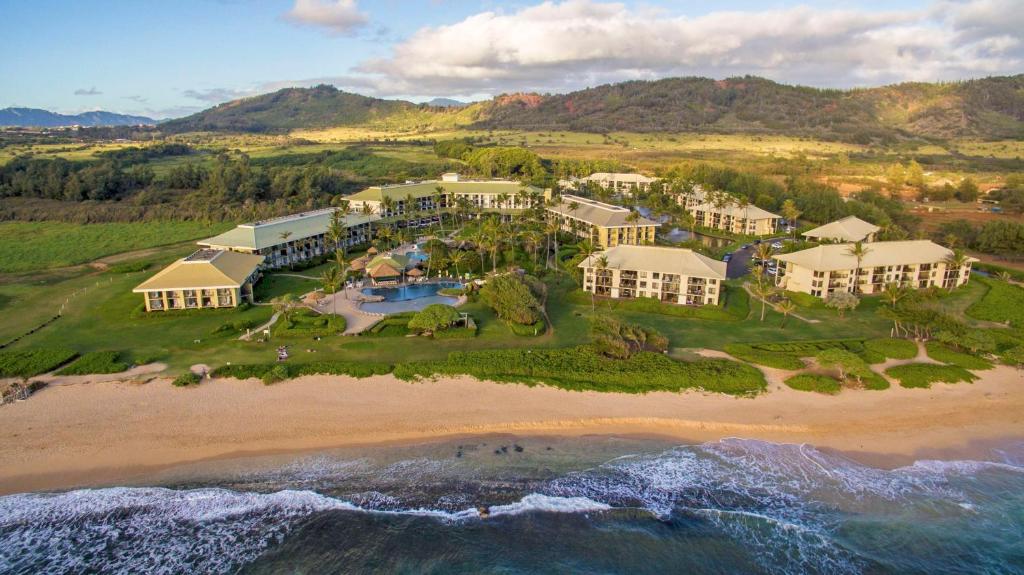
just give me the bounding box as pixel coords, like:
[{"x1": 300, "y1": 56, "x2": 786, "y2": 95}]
[{"x1": 0, "y1": 221, "x2": 231, "y2": 273}]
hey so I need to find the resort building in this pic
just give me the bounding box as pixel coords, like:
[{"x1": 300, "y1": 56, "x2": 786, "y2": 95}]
[
  {"x1": 546, "y1": 194, "x2": 658, "y2": 249},
  {"x1": 579, "y1": 245, "x2": 727, "y2": 306},
  {"x1": 802, "y1": 216, "x2": 880, "y2": 243},
  {"x1": 198, "y1": 208, "x2": 379, "y2": 269},
  {"x1": 677, "y1": 186, "x2": 782, "y2": 236},
  {"x1": 772, "y1": 240, "x2": 976, "y2": 298},
  {"x1": 568, "y1": 172, "x2": 658, "y2": 195},
  {"x1": 133, "y1": 249, "x2": 264, "y2": 312},
  {"x1": 345, "y1": 173, "x2": 549, "y2": 220}
]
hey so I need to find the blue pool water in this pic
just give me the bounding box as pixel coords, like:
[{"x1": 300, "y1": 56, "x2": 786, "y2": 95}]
[{"x1": 360, "y1": 281, "x2": 462, "y2": 314}]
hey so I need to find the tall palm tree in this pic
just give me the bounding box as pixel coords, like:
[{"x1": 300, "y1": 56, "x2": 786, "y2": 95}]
[
  {"x1": 271, "y1": 293, "x2": 299, "y2": 325},
  {"x1": 470, "y1": 228, "x2": 488, "y2": 273},
  {"x1": 781, "y1": 199, "x2": 801, "y2": 239},
  {"x1": 845, "y1": 241, "x2": 870, "y2": 294},
  {"x1": 881, "y1": 281, "x2": 907, "y2": 310},
  {"x1": 754, "y1": 243, "x2": 775, "y2": 276},
  {"x1": 433, "y1": 185, "x2": 446, "y2": 231},
  {"x1": 321, "y1": 266, "x2": 340, "y2": 315},
  {"x1": 545, "y1": 219, "x2": 561, "y2": 270},
  {"x1": 752, "y1": 280, "x2": 776, "y2": 322},
  {"x1": 381, "y1": 196, "x2": 396, "y2": 219},
  {"x1": 376, "y1": 226, "x2": 393, "y2": 249},
  {"x1": 776, "y1": 299, "x2": 796, "y2": 328},
  {"x1": 593, "y1": 254, "x2": 610, "y2": 311},
  {"x1": 405, "y1": 193, "x2": 417, "y2": 230},
  {"x1": 327, "y1": 209, "x2": 347, "y2": 260},
  {"x1": 448, "y1": 249, "x2": 468, "y2": 279},
  {"x1": 942, "y1": 249, "x2": 970, "y2": 291}
]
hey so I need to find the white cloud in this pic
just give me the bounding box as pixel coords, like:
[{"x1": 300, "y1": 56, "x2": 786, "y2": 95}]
[
  {"x1": 73, "y1": 87, "x2": 102, "y2": 96},
  {"x1": 183, "y1": 87, "x2": 256, "y2": 103},
  {"x1": 284, "y1": 0, "x2": 368, "y2": 35},
  {"x1": 334, "y1": 0, "x2": 1022, "y2": 97}
]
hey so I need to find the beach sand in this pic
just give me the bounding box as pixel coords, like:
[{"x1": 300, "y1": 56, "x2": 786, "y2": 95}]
[{"x1": 0, "y1": 366, "x2": 1021, "y2": 495}]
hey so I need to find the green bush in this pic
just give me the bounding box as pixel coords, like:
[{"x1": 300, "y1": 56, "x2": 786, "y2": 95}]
[
  {"x1": 392, "y1": 345, "x2": 767, "y2": 396},
  {"x1": 974, "y1": 262, "x2": 1024, "y2": 282},
  {"x1": 783, "y1": 290, "x2": 824, "y2": 308},
  {"x1": 437, "y1": 287, "x2": 465, "y2": 297},
  {"x1": 886, "y1": 364, "x2": 978, "y2": 388},
  {"x1": 924, "y1": 342, "x2": 993, "y2": 370},
  {"x1": 506, "y1": 319, "x2": 545, "y2": 336},
  {"x1": 262, "y1": 365, "x2": 289, "y2": 385},
  {"x1": 967, "y1": 277, "x2": 1024, "y2": 327},
  {"x1": 365, "y1": 313, "x2": 416, "y2": 337},
  {"x1": 172, "y1": 372, "x2": 201, "y2": 387},
  {"x1": 479, "y1": 273, "x2": 543, "y2": 325},
  {"x1": 432, "y1": 324, "x2": 477, "y2": 339},
  {"x1": 408, "y1": 304, "x2": 461, "y2": 333},
  {"x1": 784, "y1": 374, "x2": 841, "y2": 394},
  {"x1": 212, "y1": 319, "x2": 259, "y2": 334},
  {"x1": 131, "y1": 351, "x2": 165, "y2": 365},
  {"x1": 864, "y1": 338, "x2": 918, "y2": 360},
  {"x1": 724, "y1": 344, "x2": 805, "y2": 369},
  {"x1": 212, "y1": 361, "x2": 392, "y2": 381},
  {"x1": 274, "y1": 309, "x2": 345, "y2": 338},
  {"x1": 56, "y1": 351, "x2": 129, "y2": 375},
  {"x1": 0, "y1": 348, "x2": 78, "y2": 378}
]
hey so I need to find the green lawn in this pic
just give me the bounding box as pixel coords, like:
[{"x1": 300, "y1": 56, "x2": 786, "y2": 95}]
[
  {"x1": 0, "y1": 221, "x2": 232, "y2": 273},
  {"x1": 966, "y1": 277, "x2": 1024, "y2": 328}
]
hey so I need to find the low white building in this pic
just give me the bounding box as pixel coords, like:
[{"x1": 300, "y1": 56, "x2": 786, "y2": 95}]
[{"x1": 802, "y1": 216, "x2": 880, "y2": 243}]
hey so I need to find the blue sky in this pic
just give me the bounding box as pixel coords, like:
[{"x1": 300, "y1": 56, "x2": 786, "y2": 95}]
[{"x1": 1, "y1": 0, "x2": 1020, "y2": 118}]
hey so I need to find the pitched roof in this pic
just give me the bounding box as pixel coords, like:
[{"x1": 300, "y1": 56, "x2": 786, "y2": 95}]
[
  {"x1": 133, "y1": 250, "x2": 264, "y2": 292},
  {"x1": 367, "y1": 253, "x2": 411, "y2": 270},
  {"x1": 346, "y1": 179, "x2": 543, "y2": 203},
  {"x1": 199, "y1": 209, "x2": 379, "y2": 251},
  {"x1": 579, "y1": 245, "x2": 727, "y2": 280},
  {"x1": 547, "y1": 194, "x2": 658, "y2": 228},
  {"x1": 583, "y1": 172, "x2": 657, "y2": 184},
  {"x1": 684, "y1": 186, "x2": 781, "y2": 221},
  {"x1": 773, "y1": 240, "x2": 977, "y2": 272},
  {"x1": 802, "y1": 216, "x2": 880, "y2": 242}
]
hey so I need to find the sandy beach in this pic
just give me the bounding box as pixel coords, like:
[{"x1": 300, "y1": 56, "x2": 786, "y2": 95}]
[{"x1": 0, "y1": 366, "x2": 1021, "y2": 495}]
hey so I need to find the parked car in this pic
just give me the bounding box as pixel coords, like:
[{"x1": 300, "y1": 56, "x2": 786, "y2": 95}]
[
  {"x1": 771, "y1": 242, "x2": 783, "y2": 249},
  {"x1": 754, "y1": 239, "x2": 762, "y2": 245},
  {"x1": 741, "y1": 244, "x2": 752, "y2": 250},
  {"x1": 722, "y1": 253, "x2": 733, "y2": 262}
]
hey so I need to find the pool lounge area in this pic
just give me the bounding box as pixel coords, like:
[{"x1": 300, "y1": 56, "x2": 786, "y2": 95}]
[{"x1": 359, "y1": 281, "x2": 463, "y2": 314}]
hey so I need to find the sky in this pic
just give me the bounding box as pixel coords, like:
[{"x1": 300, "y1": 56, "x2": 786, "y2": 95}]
[{"x1": 1, "y1": 0, "x2": 1021, "y2": 119}]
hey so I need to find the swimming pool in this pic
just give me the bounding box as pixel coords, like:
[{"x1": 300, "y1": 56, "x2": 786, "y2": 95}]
[{"x1": 359, "y1": 282, "x2": 463, "y2": 314}]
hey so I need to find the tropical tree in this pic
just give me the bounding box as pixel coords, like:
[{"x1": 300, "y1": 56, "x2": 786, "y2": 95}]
[
  {"x1": 327, "y1": 209, "x2": 347, "y2": 259},
  {"x1": 824, "y1": 290, "x2": 860, "y2": 318},
  {"x1": 752, "y1": 281, "x2": 776, "y2": 322},
  {"x1": 271, "y1": 293, "x2": 299, "y2": 325},
  {"x1": 942, "y1": 249, "x2": 970, "y2": 291},
  {"x1": 433, "y1": 185, "x2": 446, "y2": 230},
  {"x1": 845, "y1": 241, "x2": 870, "y2": 294},
  {"x1": 754, "y1": 243, "x2": 775, "y2": 275},
  {"x1": 448, "y1": 249, "x2": 468, "y2": 279},
  {"x1": 776, "y1": 299, "x2": 796, "y2": 328},
  {"x1": 781, "y1": 199, "x2": 801, "y2": 238},
  {"x1": 376, "y1": 226, "x2": 394, "y2": 249},
  {"x1": 592, "y1": 254, "x2": 610, "y2": 311},
  {"x1": 881, "y1": 281, "x2": 907, "y2": 309},
  {"x1": 545, "y1": 219, "x2": 561, "y2": 270},
  {"x1": 320, "y1": 266, "x2": 340, "y2": 315}
]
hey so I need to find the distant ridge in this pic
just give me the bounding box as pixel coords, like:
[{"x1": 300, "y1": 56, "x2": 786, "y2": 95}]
[
  {"x1": 161, "y1": 75, "x2": 1024, "y2": 141},
  {"x1": 0, "y1": 107, "x2": 156, "y2": 127},
  {"x1": 425, "y1": 98, "x2": 468, "y2": 108}
]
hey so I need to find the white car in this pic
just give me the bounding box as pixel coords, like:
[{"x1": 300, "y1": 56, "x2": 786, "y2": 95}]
[{"x1": 771, "y1": 242, "x2": 783, "y2": 249}]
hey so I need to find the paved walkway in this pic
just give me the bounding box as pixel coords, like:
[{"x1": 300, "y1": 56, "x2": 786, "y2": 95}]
[{"x1": 239, "y1": 312, "x2": 281, "y2": 341}]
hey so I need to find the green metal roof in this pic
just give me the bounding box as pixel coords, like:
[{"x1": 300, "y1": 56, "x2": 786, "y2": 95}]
[
  {"x1": 199, "y1": 209, "x2": 379, "y2": 251},
  {"x1": 346, "y1": 180, "x2": 543, "y2": 203}
]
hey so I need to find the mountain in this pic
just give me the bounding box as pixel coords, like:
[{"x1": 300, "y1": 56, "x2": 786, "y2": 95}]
[
  {"x1": 425, "y1": 98, "x2": 468, "y2": 108},
  {"x1": 162, "y1": 76, "x2": 1024, "y2": 141},
  {"x1": 0, "y1": 107, "x2": 155, "y2": 127}
]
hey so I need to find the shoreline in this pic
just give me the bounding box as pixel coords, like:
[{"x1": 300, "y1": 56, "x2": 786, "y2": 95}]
[{"x1": 0, "y1": 367, "x2": 1021, "y2": 495}]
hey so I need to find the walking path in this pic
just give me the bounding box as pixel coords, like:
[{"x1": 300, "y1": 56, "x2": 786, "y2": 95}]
[
  {"x1": 239, "y1": 312, "x2": 281, "y2": 341},
  {"x1": 743, "y1": 282, "x2": 820, "y2": 324}
]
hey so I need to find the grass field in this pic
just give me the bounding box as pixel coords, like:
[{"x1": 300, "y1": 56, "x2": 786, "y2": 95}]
[{"x1": 0, "y1": 221, "x2": 231, "y2": 273}]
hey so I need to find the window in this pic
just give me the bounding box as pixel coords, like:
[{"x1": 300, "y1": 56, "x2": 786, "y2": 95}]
[{"x1": 652, "y1": 272, "x2": 660, "y2": 279}]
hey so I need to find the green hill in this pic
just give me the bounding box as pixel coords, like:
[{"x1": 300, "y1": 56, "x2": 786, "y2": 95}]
[{"x1": 162, "y1": 76, "x2": 1024, "y2": 142}]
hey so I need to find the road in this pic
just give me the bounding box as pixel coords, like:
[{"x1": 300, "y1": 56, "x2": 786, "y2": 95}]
[{"x1": 725, "y1": 236, "x2": 789, "y2": 279}]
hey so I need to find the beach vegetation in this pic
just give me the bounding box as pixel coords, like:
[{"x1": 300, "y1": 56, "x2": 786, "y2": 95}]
[
  {"x1": 863, "y1": 338, "x2": 918, "y2": 360},
  {"x1": 784, "y1": 374, "x2": 842, "y2": 394},
  {"x1": 591, "y1": 316, "x2": 668, "y2": 359},
  {"x1": 966, "y1": 277, "x2": 1024, "y2": 328},
  {"x1": 55, "y1": 351, "x2": 129, "y2": 375},
  {"x1": 479, "y1": 273, "x2": 543, "y2": 326},
  {"x1": 408, "y1": 304, "x2": 461, "y2": 333},
  {"x1": 0, "y1": 348, "x2": 77, "y2": 378},
  {"x1": 885, "y1": 363, "x2": 978, "y2": 388},
  {"x1": 924, "y1": 341, "x2": 994, "y2": 370},
  {"x1": 816, "y1": 349, "x2": 878, "y2": 388},
  {"x1": 566, "y1": 284, "x2": 748, "y2": 321},
  {"x1": 171, "y1": 372, "x2": 200, "y2": 387}
]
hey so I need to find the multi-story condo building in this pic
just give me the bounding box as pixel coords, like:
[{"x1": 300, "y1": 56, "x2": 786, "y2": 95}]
[
  {"x1": 566, "y1": 172, "x2": 659, "y2": 195},
  {"x1": 133, "y1": 249, "x2": 264, "y2": 312},
  {"x1": 579, "y1": 245, "x2": 727, "y2": 306},
  {"x1": 802, "y1": 215, "x2": 880, "y2": 243},
  {"x1": 546, "y1": 194, "x2": 658, "y2": 249},
  {"x1": 677, "y1": 185, "x2": 782, "y2": 236},
  {"x1": 199, "y1": 208, "x2": 379, "y2": 269},
  {"x1": 772, "y1": 240, "x2": 976, "y2": 298},
  {"x1": 345, "y1": 173, "x2": 548, "y2": 220}
]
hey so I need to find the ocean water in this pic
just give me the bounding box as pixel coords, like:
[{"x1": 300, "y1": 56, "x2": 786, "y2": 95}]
[{"x1": 1, "y1": 437, "x2": 1022, "y2": 574}]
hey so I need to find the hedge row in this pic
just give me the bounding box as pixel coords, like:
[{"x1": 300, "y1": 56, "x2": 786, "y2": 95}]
[
  {"x1": 212, "y1": 361, "x2": 391, "y2": 382},
  {"x1": 566, "y1": 286, "x2": 748, "y2": 321},
  {"x1": 924, "y1": 342, "x2": 994, "y2": 370},
  {"x1": 274, "y1": 309, "x2": 346, "y2": 338},
  {"x1": 885, "y1": 364, "x2": 978, "y2": 389},
  {"x1": 863, "y1": 338, "x2": 918, "y2": 360},
  {"x1": 506, "y1": 319, "x2": 545, "y2": 336},
  {"x1": 392, "y1": 345, "x2": 767, "y2": 396},
  {"x1": 723, "y1": 344, "x2": 806, "y2": 370},
  {"x1": 784, "y1": 374, "x2": 841, "y2": 395},
  {"x1": 56, "y1": 351, "x2": 129, "y2": 376},
  {"x1": 0, "y1": 348, "x2": 78, "y2": 378}
]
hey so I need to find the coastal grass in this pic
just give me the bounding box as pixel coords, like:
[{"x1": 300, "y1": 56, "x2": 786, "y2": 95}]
[
  {"x1": 924, "y1": 342, "x2": 994, "y2": 370},
  {"x1": 864, "y1": 338, "x2": 919, "y2": 360},
  {"x1": 784, "y1": 374, "x2": 842, "y2": 394},
  {"x1": 0, "y1": 348, "x2": 77, "y2": 378},
  {"x1": 254, "y1": 274, "x2": 320, "y2": 302},
  {"x1": 723, "y1": 338, "x2": 880, "y2": 369},
  {"x1": 966, "y1": 277, "x2": 1024, "y2": 327},
  {"x1": 55, "y1": 351, "x2": 128, "y2": 375},
  {"x1": 0, "y1": 221, "x2": 230, "y2": 273},
  {"x1": 885, "y1": 364, "x2": 979, "y2": 388}
]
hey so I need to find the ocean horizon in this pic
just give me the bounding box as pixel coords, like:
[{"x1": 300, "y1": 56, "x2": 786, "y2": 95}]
[{"x1": 1, "y1": 436, "x2": 1022, "y2": 574}]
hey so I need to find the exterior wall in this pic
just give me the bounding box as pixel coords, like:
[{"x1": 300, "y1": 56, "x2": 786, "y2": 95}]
[
  {"x1": 687, "y1": 206, "x2": 780, "y2": 235},
  {"x1": 207, "y1": 221, "x2": 374, "y2": 269},
  {"x1": 581, "y1": 265, "x2": 722, "y2": 306},
  {"x1": 548, "y1": 211, "x2": 657, "y2": 249},
  {"x1": 140, "y1": 285, "x2": 244, "y2": 312},
  {"x1": 349, "y1": 190, "x2": 545, "y2": 218},
  {"x1": 777, "y1": 260, "x2": 973, "y2": 298}
]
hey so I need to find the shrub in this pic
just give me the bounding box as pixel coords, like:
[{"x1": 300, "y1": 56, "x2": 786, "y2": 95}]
[
  {"x1": 924, "y1": 342, "x2": 993, "y2": 370},
  {"x1": 212, "y1": 319, "x2": 259, "y2": 334},
  {"x1": 967, "y1": 277, "x2": 1024, "y2": 328},
  {"x1": 783, "y1": 290, "x2": 823, "y2": 308},
  {"x1": 56, "y1": 351, "x2": 129, "y2": 375},
  {"x1": 864, "y1": 338, "x2": 918, "y2": 360},
  {"x1": 724, "y1": 344, "x2": 805, "y2": 370},
  {"x1": 506, "y1": 319, "x2": 545, "y2": 336},
  {"x1": 408, "y1": 304, "x2": 461, "y2": 333},
  {"x1": 0, "y1": 348, "x2": 78, "y2": 378},
  {"x1": 816, "y1": 349, "x2": 876, "y2": 387},
  {"x1": 274, "y1": 309, "x2": 345, "y2": 338},
  {"x1": 131, "y1": 351, "x2": 164, "y2": 365},
  {"x1": 479, "y1": 273, "x2": 543, "y2": 325},
  {"x1": 886, "y1": 364, "x2": 978, "y2": 388},
  {"x1": 591, "y1": 316, "x2": 668, "y2": 359},
  {"x1": 262, "y1": 365, "x2": 289, "y2": 385},
  {"x1": 437, "y1": 287, "x2": 465, "y2": 297},
  {"x1": 784, "y1": 374, "x2": 841, "y2": 394},
  {"x1": 172, "y1": 372, "x2": 200, "y2": 387},
  {"x1": 824, "y1": 291, "x2": 860, "y2": 317},
  {"x1": 392, "y1": 345, "x2": 766, "y2": 396},
  {"x1": 432, "y1": 325, "x2": 478, "y2": 339},
  {"x1": 212, "y1": 361, "x2": 392, "y2": 381}
]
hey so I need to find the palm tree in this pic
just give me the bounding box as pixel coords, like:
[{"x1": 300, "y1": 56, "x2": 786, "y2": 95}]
[
  {"x1": 776, "y1": 299, "x2": 796, "y2": 328},
  {"x1": 321, "y1": 266, "x2": 340, "y2": 315},
  {"x1": 942, "y1": 249, "x2": 970, "y2": 291},
  {"x1": 752, "y1": 280, "x2": 776, "y2": 322},
  {"x1": 593, "y1": 254, "x2": 610, "y2": 312},
  {"x1": 545, "y1": 219, "x2": 561, "y2": 270},
  {"x1": 405, "y1": 193, "x2": 417, "y2": 230},
  {"x1": 996, "y1": 270, "x2": 1013, "y2": 283},
  {"x1": 433, "y1": 185, "x2": 446, "y2": 230},
  {"x1": 271, "y1": 293, "x2": 299, "y2": 325},
  {"x1": 381, "y1": 196, "x2": 396, "y2": 219},
  {"x1": 278, "y1": 231, "x2": 293, "y2": 267},
  {"x1": 522, "y1": 230, "x2": 543, "y2": 268},
  {"x1": 448, "y1": 249, "x2": 468, "y2": 279},
  {"x1": 845, "y1": 241, "x2": 870, "y2": 294},
  {"x1": 754, "y1": 243, "x2": 775, "y2": 276},
  {"x1": 376, "y1": 226, "x2": 394, "y2": 249},
  {"x1": 781, "y1": 199, "x2": 801, "y2": 239},
  {"x1": 470, "y1": 228, "x2": 488, "y2": 273},
  {"x1": 881, "y1": 281, "x2": 907, "y2": 310},
  {"x1": 327, "y1": 209, "x2": 347, "y2": 260}
]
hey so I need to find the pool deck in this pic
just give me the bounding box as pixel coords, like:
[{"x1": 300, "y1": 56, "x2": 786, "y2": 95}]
[{"x1": 315, "y1": 282, "x2": 467, "y2": 335}]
